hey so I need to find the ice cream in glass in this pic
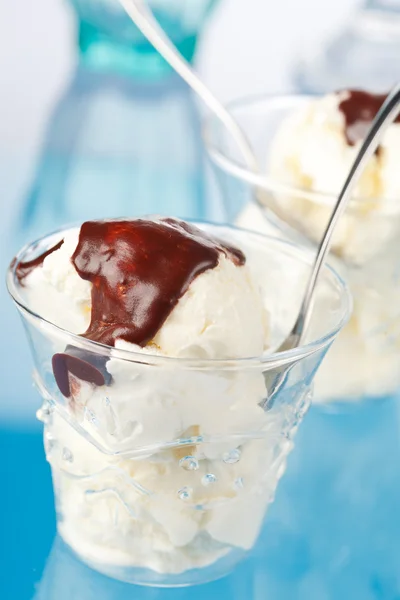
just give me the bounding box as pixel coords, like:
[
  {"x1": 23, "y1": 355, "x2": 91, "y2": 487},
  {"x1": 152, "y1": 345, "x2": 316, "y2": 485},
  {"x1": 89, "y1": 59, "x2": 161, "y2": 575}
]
[
  {"x1": 207, "y1": 90, "x2": 400, "y2": 403},
  {"x1": 7, "y1": 217, "x2": 349, "y2": 586}
]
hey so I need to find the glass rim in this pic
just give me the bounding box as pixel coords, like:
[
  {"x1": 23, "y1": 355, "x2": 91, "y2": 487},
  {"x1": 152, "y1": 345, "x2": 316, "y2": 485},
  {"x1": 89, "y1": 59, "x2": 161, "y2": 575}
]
[
  {"x1": 204, "y1": 92, "x2": 400, "y2": 214},
  {"x1": 6, "y1": 222, "x2": 352, "y2": 371}
]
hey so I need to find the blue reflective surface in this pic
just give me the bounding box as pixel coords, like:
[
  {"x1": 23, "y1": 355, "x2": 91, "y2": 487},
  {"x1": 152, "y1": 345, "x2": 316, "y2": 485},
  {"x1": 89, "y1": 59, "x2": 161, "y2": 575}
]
[
  {"x1": 261, "y1": 395, "x2": 400, "y2": 599},
  {"x1": 0, "y1": 425, "x2": 55, "y2": 599},
  {"x1": 3, "y1": 394, "x2": 400, "y2": 599},
  {"x1": 0, "y1": 421, "x2": 268, "y2": 599}
]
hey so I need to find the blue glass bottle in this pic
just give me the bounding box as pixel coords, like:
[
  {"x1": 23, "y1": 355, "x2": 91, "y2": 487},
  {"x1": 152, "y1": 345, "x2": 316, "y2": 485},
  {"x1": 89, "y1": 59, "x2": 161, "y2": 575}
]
[
  {"x1": 1, "y1": 0, "x2": 219, "y2": 444},
  {"x1": 17, "y1": 0, "x2": 219, "y2": 243}
]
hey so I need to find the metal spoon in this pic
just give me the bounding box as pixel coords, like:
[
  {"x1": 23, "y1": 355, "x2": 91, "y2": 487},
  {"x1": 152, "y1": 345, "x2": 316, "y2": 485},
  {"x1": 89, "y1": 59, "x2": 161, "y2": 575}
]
[
  {"x1": 118, "y1": 0, "x2": 258, "y2": 172},
  {"x1": 266, "y1": 83, "x2": 400, "y2": 403}
]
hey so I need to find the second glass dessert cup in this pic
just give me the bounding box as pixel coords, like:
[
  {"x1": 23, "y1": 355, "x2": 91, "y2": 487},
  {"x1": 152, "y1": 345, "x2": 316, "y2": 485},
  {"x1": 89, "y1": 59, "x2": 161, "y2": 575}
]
[
  {"x1": 206, "y1": 94, "x2": 400, "y2": 404},
  {"x1": 206, "y1": 96, "x2": 400, "y2": 595},
  {"x1": 7, "y1": 223, "x2": 350, "y2": 587}
]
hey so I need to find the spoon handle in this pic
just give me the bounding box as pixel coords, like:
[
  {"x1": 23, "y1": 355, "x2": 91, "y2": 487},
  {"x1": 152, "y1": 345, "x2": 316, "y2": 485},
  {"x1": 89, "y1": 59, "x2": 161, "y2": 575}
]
[
  {"x1": 118, "y1": 0, "x2": 258, "y2": 171},
  {"x1": 294, "y1": 83, "x2": 400, "y2": 344}
]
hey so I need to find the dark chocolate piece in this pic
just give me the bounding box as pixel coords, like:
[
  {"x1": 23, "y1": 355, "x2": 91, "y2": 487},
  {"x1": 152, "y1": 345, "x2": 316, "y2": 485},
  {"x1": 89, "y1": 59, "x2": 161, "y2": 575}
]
[{"x1": 52, "y1": 346, "x2": 111, "y2": 398}]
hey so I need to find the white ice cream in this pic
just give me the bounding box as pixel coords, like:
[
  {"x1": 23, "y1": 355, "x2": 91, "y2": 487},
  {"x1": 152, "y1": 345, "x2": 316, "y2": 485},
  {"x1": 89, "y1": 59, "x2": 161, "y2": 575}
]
[
  {"x1": 237, "y1": 91, "x2": 400, "y2": 403},
  {"x1": 267, "y1": 91, "x2": 400, "y2": 264},
  {"x1": 22, "y1": 222, "x2": 299, "y2": 576},
  {"x1": 25, "y1": 229, "x2": 268, "y2": 360}
]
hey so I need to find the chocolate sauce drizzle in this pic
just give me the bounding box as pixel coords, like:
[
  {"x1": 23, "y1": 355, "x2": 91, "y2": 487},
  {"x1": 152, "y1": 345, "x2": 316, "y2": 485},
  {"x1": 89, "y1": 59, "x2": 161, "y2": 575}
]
[
  {"x1": 15, "y1": 219, "x2": 245, "y2": 397},
  {"x1": 72, "y1": 218, "x2": 244, "y2": 347},
  {"x1": 15, "y1": 240, "x2": 64, "y2": 284},
  {"x1": 338, "y1": 89, "x2": 400, "y2": 146}
]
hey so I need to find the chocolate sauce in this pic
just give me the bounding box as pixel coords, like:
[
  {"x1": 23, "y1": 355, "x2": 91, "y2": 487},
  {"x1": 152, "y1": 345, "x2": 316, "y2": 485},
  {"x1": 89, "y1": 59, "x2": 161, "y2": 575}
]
[
  {"x1": 72, "y1": 218, "x2": 245, "y2": 348},
  {"x1": 14, "y1": 239, "x2": 64, "y2": 284},
  {"x1": 52, "y1": 348, "x2": 110, "y2": 398},
  {"x1": 15, "y1": 218, "x2": 244, "y2": 398},
  {"x1": 338, "y1": 89, "x2": 400, "y2": 146}
]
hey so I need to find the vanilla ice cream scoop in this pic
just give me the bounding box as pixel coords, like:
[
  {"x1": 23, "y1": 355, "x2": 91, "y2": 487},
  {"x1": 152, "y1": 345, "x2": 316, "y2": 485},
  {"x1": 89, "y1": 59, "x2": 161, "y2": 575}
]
[
  {"x1": 16, "y1": 218, "x2": 271, "y2": 446},
  {"x1": 20, "y1": 218, "x2": 269, "y2": 366},
  {"x1": 270, "y1": 90, "x2": 400, "y2": 200},
  {"x1": 263, "y1": 90, "x2": 400, "y2": 402},
  {"x1": 268, "y1": 89, "x2": 400, "y2": 264}
]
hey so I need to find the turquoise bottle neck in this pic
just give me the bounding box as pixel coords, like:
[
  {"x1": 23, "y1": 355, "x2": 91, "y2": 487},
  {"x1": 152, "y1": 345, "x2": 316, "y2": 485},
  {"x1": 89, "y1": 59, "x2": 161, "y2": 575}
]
[{"x1": 77, "y1": 20, "x2": 197, "y2": 79}]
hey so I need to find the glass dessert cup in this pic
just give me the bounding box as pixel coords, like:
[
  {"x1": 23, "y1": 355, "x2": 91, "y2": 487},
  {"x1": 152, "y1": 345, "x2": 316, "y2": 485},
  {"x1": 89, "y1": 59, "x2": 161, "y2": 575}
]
[
  {"x1": 205, "y1": 97, "x2": 400, "y2": 593},
  {"x1": 7, "y1": 223, "x2": 350, "y2": 588},
  {"x1": 205, "y1": 94, "x2": 400, "y2": 404}
]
